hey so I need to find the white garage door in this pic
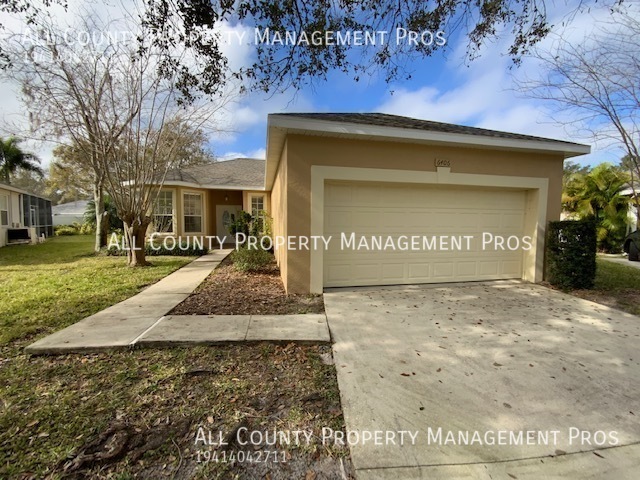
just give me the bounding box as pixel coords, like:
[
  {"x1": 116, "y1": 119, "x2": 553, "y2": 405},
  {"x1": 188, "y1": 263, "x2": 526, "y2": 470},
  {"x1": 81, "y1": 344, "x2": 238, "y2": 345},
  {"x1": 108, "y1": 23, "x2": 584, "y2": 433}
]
[{"x1": 323, "y1": 181, "x2": 528, "y2": 287}]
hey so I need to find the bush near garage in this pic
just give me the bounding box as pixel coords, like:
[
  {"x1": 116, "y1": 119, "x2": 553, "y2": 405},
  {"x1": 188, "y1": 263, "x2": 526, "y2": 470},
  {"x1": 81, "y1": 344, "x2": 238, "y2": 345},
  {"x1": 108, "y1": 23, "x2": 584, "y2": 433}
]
[{"x1": 546, "y1": 219, "x2": 597, "y2": 290}]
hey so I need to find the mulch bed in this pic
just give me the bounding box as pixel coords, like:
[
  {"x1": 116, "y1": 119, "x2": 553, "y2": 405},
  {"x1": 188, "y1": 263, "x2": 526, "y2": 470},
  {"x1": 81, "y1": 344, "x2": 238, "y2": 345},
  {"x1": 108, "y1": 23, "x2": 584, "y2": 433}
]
[{"x1": 170, "y1": 255, "x2": 325, "y2": 315}]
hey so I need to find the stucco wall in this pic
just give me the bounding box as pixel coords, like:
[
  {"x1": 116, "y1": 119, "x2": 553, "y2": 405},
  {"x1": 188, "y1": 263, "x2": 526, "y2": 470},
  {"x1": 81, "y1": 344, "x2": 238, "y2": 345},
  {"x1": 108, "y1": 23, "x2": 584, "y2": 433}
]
[
  {"x1": 270, "y1": 141, "x2": 288, "y2": 285},
  {"x1": 242, "y1": 191, "x2": 271, "y2": 215},
  {"x1": 277, "y1": 134, "x2": 564, "y2": 293},
  {"x1": 0, "y1": 189, "x2": 24, "y2": 248}
]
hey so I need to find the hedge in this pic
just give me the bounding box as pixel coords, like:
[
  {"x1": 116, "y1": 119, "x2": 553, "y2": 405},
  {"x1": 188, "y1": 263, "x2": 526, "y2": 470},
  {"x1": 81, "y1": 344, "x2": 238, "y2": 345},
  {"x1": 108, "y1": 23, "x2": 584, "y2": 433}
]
[{"x1": 546, "y1": 219, "x2": 597, "y2": 290}]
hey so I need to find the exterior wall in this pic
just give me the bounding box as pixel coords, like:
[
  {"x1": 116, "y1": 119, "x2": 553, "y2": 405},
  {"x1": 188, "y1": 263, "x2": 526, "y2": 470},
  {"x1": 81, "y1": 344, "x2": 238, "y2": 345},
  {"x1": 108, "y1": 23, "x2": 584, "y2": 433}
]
[
  {"x1": 242, "y1": 191, "x2": 271, "y2": 215},
  {"x1": 150, "y1": 186, "x2": 245, "y2": 240},
  {"x1": 0, "y1": 188, "x2": 22, "y2": 247},
  {"x1": 150, "y1": 186, "x2": 208, "y2": 238},
  {"x1": 270, "y1": 141, "x2": 289, "y2": 285},
  {"x1": 279, "y1": 134, "x2": 564, "y2": 293},
  {"x1": 0, "y1": 187, "x2": 52, "y2": 247}
]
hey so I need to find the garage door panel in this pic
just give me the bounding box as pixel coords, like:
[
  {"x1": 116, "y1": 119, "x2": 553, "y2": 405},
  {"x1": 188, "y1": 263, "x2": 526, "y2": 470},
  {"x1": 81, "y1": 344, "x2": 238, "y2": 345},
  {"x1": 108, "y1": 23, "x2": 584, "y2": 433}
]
[{"x1": 323, "y1": 181, "x2": 528, "y2": 287}]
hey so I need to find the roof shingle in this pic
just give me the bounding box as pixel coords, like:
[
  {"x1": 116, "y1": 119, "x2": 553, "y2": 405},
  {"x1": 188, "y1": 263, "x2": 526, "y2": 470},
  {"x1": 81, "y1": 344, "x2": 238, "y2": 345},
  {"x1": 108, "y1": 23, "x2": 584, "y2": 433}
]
[
  {"x1": 164, "y1": 158, "x2": 265, "y2": 188},
  {"x1": 275, "y1": 112, "x2": 583, "y2": 146}
]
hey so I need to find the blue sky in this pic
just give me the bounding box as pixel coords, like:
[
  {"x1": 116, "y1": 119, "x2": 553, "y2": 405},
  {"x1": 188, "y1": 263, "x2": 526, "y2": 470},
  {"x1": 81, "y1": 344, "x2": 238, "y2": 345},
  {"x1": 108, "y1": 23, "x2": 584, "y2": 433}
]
[
  {"x1": 0, "y1": 0, "x2": 628, "y2": 168},
  {"x1": 211, "y1": 2, "x2": 624, "y2": 167}
]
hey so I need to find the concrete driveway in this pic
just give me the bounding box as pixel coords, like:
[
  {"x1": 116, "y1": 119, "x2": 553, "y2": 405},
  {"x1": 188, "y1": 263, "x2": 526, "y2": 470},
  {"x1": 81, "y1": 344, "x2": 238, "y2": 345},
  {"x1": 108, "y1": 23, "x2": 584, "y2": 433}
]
[{"x1": 324, "y1": 281, "x2": 640, "y2": 479}]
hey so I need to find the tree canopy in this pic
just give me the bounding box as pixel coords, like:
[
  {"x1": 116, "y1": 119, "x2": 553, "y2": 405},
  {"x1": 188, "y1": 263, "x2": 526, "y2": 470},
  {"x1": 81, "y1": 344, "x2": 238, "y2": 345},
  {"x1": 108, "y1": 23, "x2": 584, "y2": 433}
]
[
  {"x1": 1, "y1": 0, "x2": 621, "y2": 101},
  {"x1": 0, "y1": 137, "x2": 43, "y2": 184}
]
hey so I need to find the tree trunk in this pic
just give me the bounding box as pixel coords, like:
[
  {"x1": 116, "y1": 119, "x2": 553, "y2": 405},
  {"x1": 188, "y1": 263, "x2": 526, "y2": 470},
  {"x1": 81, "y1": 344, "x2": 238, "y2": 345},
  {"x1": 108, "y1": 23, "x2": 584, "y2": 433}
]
[
  {"x1": 99, "y1": 210, "x2": 110, "y2": 247},
  {"x1": 93, "y1": 185, "x2": 106, "y2": 252},
  {"x1": 123, "y1": 219, "x2": 151, "y2": 267}
]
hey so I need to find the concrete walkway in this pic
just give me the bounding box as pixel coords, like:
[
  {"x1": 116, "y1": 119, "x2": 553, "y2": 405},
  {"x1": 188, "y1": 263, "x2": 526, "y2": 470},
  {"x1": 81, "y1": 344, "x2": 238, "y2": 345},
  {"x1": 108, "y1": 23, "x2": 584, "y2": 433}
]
[{"x1": 26, "y1": 250, "x2": 330, "y2": 355}]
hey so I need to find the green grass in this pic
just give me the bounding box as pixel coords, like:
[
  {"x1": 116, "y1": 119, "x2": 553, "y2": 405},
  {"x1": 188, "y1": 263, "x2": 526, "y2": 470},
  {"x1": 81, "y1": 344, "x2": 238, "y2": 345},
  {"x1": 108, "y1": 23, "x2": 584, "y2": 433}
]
[
  {"x1": 567, "y1": 259, "x2": 640, "y2": 316},
  {"x1": 595, "y1": 258, "x2": 640, "y2": 291},
  {"x1": 0, "y1": 235, "x2": 193, "y2": 346},
  {"x1": 0, "y1": 345, "x2": 347, "y2": 479},
  {"x1": 0, "y1": 236, "x2": 349, "y2": 478}
]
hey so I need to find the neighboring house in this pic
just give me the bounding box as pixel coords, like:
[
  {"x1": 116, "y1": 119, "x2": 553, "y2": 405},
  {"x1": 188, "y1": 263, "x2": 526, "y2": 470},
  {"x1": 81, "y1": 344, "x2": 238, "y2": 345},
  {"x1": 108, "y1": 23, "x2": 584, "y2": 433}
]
[
  {"x1": 152, "y1": 113, "x2": 591, "y2": 294},
  {"x1": 52, "y1": 200, "x2": 90, "y2": 226},
  {"x1": 0, "y1": 181, "x2": 53, "y2": 247}
]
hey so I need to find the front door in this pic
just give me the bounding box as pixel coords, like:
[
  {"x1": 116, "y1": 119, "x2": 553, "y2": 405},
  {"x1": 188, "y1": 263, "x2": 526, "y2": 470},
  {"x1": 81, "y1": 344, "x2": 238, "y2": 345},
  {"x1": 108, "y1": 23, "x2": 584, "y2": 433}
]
[{"x1": 216, "y1": 205, "x2": 242, "y2": 241}]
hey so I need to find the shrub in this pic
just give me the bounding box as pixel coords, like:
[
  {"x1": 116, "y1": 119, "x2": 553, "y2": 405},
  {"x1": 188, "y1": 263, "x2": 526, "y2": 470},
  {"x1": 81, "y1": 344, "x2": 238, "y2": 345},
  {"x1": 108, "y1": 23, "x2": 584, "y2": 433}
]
[
  {"x1": 546, "y1": 219, "x2": 597, "y2": 290},
  {"x1": 228, "y1": 211, "x2": 253, "y2": 237},
  {"x1": 79, "y1": 222, "x2": 95, "y2": 235},
  {"x1": 54, "y1": 224, "x2": 80, "y2": 236},
  {"x1": 231, "y1": 247, "x2": 273, "y2": 272}
]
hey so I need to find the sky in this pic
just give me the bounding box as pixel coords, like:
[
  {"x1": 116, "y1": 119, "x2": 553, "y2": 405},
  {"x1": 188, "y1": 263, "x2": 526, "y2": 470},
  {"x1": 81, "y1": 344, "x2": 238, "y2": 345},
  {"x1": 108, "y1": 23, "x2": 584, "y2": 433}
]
[{"x1": 0, "y1": 0, "x2": 631, "y2": 168}]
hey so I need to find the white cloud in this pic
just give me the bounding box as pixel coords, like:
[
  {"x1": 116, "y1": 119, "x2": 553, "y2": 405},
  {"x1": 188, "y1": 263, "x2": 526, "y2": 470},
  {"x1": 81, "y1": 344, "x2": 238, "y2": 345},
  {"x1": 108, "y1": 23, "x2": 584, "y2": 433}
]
[
  {"x1": 375, "y1": 1, "x2": 633, "y2": 167},
  {"x1": 219, "y1": 148, "x2": 266, "y2": 160}
]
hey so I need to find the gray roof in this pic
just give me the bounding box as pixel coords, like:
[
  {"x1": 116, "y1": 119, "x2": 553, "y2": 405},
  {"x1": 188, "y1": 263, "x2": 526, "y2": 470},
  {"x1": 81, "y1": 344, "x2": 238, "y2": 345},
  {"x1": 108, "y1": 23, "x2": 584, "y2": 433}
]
[
  {"x1": 164, "y1": 158, "x2": 265, "y2": 188},
  {"x1": 52, "y1": 200, "x2": 89, "y2": 215},
  {"x1": 276, "y1": 113, "x2": 584, "y2": 146},
  {"x1": 0, "y1": 180, "x2": 51, "y2": 200}
]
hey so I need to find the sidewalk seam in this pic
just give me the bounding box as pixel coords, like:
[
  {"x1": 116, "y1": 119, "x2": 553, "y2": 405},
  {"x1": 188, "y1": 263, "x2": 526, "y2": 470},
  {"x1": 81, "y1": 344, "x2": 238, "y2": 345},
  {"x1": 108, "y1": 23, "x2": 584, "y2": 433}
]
[
  {"x1": 130, "y1": 316, "x2": 167, "y2": 345},
  {"x1": 244, "y1": 315, "x2": 252, "y2": 341}
]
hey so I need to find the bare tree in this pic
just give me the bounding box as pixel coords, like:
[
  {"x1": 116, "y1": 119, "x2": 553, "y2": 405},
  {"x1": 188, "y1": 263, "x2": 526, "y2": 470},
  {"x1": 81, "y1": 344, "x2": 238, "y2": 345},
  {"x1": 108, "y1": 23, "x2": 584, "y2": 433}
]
[
  {"x1": 518, "y1": 6, "x2": 640, "y2": 227},
  {"x1": 98, "y1": 47, "x2": 226, "y2": 266},
  {"x1": 1, "y1": 13, "x2": 138, "y2": 251},
  {"x1": 1, "y1": 9, "x2": 230, "y2": 261}
]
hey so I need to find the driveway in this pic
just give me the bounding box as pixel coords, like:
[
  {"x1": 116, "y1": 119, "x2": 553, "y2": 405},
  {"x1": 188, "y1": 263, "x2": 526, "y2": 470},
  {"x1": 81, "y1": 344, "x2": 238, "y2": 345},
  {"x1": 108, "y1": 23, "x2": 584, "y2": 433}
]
[{"x1": 324, "y1": 281, "x2": 640, "y2": 479}]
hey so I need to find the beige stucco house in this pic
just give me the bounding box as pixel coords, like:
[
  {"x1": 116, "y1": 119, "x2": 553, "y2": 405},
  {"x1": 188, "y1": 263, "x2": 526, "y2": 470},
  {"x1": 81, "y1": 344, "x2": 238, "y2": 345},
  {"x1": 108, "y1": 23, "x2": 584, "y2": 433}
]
[{"x1": 154, "y1": 113, "x2": 590, "y2": 294}]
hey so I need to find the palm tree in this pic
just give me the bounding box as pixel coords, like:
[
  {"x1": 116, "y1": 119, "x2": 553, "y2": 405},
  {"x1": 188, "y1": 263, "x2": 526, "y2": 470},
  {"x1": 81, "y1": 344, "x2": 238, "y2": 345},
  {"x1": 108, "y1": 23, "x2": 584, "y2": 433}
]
[
  {"x1": 0, "y1": 137, "x2": 43, "y2": 184},
  {"x1": 564, "y1": 163, "x2": 630, "y2": 252}
]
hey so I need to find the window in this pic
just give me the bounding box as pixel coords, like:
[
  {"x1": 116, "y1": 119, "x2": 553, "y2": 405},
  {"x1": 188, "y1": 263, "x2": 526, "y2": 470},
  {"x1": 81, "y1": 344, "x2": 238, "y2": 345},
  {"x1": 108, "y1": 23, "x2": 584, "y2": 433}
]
[
  {"x1": 0, "y1": 194, "x2": 8, "y2": 226},
  {"x1": 183, "y1": 193, "x2": 203, "y2": 233},
  {"x1": 251, "y1": 195, "x2": 265, "y2": 216},
  {"x1": 153, "y1": 190, "x2": 174, "y2": 233}
]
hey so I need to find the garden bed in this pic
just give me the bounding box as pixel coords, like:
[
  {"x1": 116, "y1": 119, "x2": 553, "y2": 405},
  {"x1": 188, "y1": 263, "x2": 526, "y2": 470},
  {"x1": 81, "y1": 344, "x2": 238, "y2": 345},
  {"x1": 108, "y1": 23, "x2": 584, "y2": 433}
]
[{"x1": 171, "y1": 254, "x2": 325, "y2": 315}]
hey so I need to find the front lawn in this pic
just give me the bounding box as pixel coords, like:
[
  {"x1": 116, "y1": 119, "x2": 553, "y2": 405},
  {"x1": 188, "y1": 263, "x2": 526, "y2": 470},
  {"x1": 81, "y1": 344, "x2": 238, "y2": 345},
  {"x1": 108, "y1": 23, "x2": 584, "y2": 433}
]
[
  {"x1": 0, "y1": 236, "x2": 351, "y2": 478},
  {"x1": 569, "y1": 259, "x2": 640, "y2": 316},
  {"x1": 0, "y1": 235, "x2": 193, "y2": 346}
]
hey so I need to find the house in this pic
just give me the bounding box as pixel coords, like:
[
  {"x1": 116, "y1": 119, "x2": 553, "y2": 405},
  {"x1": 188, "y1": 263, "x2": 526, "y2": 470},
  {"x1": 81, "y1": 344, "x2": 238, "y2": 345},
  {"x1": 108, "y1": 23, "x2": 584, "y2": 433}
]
[
  {"x1": 52, "y1": 199, "x2": 90, "y2": 226},
  {"x1": 0, "y1": 181, "x2": 53, "y2": 247},
  {"x1": 154, "y1": 113, "x2": 590, "y2": 293}
]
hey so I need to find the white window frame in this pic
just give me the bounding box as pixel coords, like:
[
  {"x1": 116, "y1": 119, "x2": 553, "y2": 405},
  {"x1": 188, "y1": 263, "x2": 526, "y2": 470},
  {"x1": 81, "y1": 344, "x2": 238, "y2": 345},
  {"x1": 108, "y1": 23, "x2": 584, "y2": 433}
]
[
  {"x1": 153, "y1": 190, "x2": 176, "y2": 234},
  {"x1": 0, "y1": 194, "x2": 8, "y2": 226},
  {"x1": 183, "y1": 191, "x2": 204, "y2": 234},
  {"x1": 249, "y1": 194, "x2": 265, "y2": 216}
]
